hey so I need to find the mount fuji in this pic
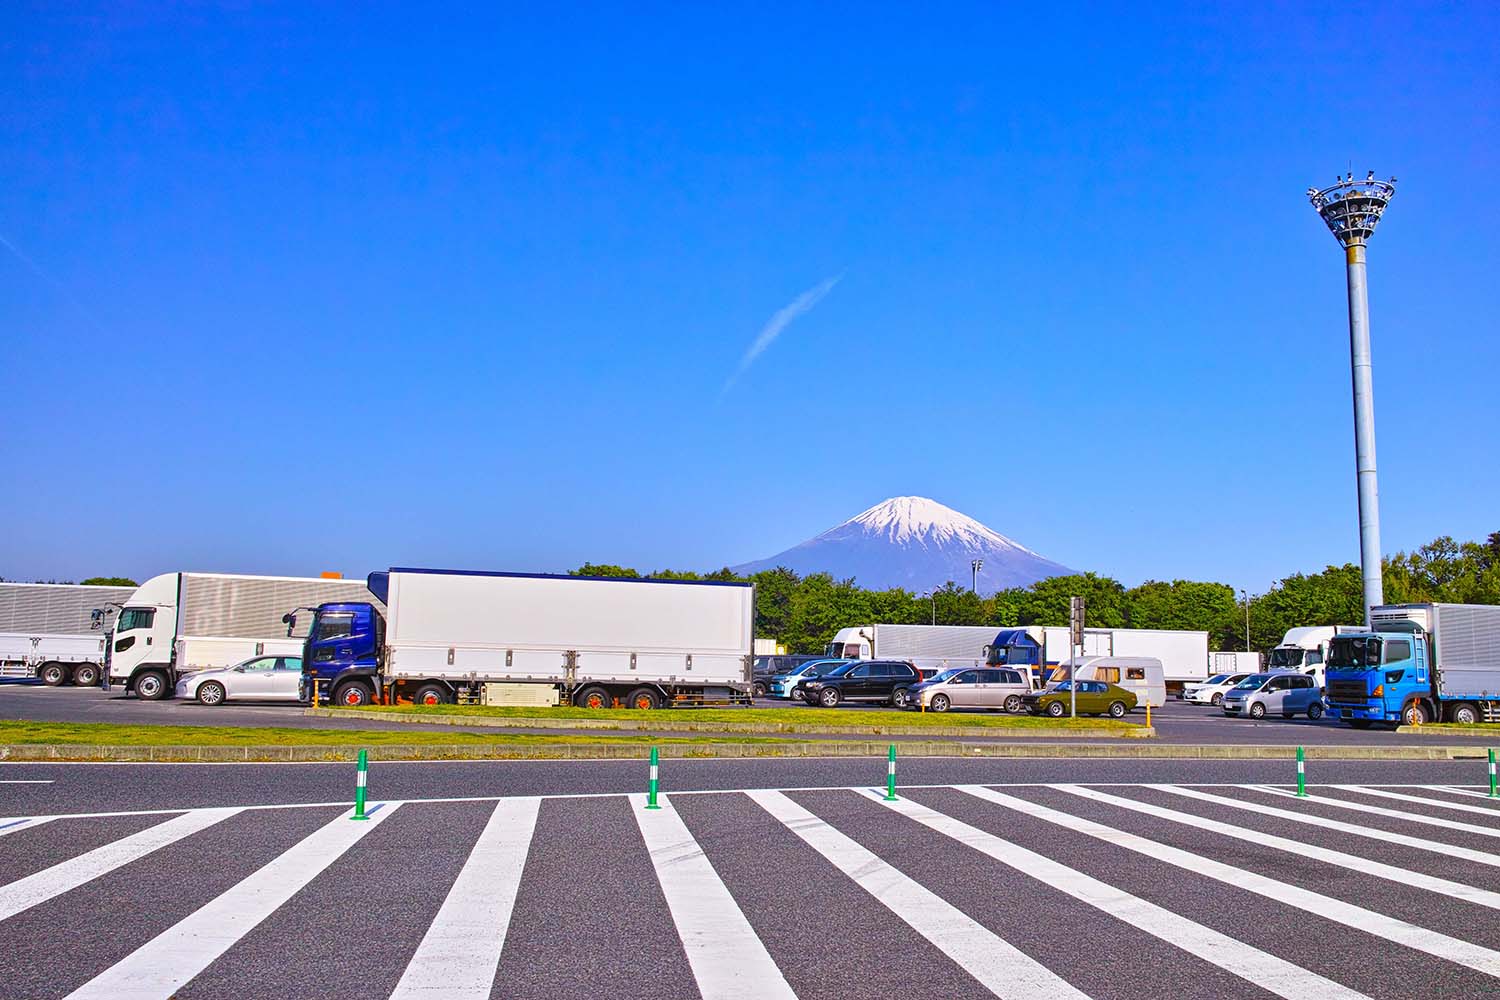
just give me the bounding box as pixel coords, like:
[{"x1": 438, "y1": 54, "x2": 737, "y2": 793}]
[{"x1": 732, "y1": 496, "x2": 1074, "y2": 592}]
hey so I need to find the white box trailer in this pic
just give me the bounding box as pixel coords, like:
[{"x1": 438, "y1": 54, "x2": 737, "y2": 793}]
[
  {"x1": 322, "y1": 569, "x2": 756, "y2": 708},
  {"x1": 104, "y1": 572, "x2": 382, "y2": 700},
  {"x1": 988, "y1": 625, "x2": 1211, "y2": 687},
  {"x1": 0, "y1": 582, "x2": 135, "y2": 685},
  {"x1": 825, "y1": 624, "x2": 996, "y2": 674},
  {"x1": 1210, "y1": 651, "x2": 1262, "y2": 674}
]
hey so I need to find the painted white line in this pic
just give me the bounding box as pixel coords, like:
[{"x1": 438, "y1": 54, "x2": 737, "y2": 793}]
[
  {"x1": 870, "y1": 787, "x2": 1367, "y2": 1000},
  {"x1": 634, "y1": 794, "x2": 796, "y2": 1000},
  {"x1": 1055, "y1": 785, "x2": 1500, "y2": 908},
  {"x1": 1333, "y1": 785, "x2": 1500, "y2": 820},
  {"x1": 0, "y1": 809, "x2": 239, "y2": 922},
  {"x1": 957, "y1": 785, "x2": 1500, "y2": 980},
  {"x1": 64, "y1": 803, "x2": 399, "y2": 1000},
  {"x1": 0, "y1": 780, "x2": 54, "y2": 784},
  {"x1": 1436, "y1": 786, "x2": 1500, "y2": 803},
  {"x1": 1253, "y1": 786, "x2": 1500, "y2": 839},
  {"x1": 0, "y1": 816, "x2": 55, "y2": 838},
  {"x1": 389, "y1": 797, "x2": 541, "y2": 1000},
  {"x1": 749, "y1": 789, "x2": 1088, "y2": 1000},
  {"x1": 1155, "y1": 785, "x2": 1500, "y2": 870}
]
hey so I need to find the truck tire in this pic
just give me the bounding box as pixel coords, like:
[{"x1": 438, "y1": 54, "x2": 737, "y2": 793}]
[
  {"x1": 412, "y1": 684, "x2": 450, "y2": 706},
  {"x1": 135, "y1": 670, "x2": 169, "y2": 701},
  {"x1": 40, "y1": 662, "x2": 68, "y2": 686},
  {"x1": 1402, "y1": 701, "x2": 1429, "y2": 726},
  {"x1": 575, "y1": 686, "x2": 612, "y2": 709},
  {"x1": 625, "y1": 687, "x2": 661, "y2": 710},
  {"x1": 1448, "y1": 703, "x2": 1480, "y2": 725},
  {"x1": 72, "y1": 663, "x2": 99, "y2": 687},
  {"x1": 333, "y1": 681, "x2": 373, "y2": 707}
]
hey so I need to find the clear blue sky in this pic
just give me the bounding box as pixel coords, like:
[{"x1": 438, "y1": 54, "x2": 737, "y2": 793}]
[{"x1": 3, "y1": 3, "x2": 1496, "y2": 593}]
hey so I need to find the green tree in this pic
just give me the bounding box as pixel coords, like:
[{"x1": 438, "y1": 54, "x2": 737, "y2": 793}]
[
  {"x1": 1013, "y1": 572, "x2": 1128, "y2": 628},
  {"x1": 568, "y1": 563, "x2": 640, "y2": 578},
  {"x1": 81, "y1": 576, "x2": 138, "y2": 587}
]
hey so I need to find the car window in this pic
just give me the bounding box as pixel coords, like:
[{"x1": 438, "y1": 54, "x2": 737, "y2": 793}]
[
  {"x1": 242, "y1": 657, "x2": 275, "y2": 672},
  {"x1": 849, "y1": 665, "x2": 870, "y2": 678},
  {"x1": 276, "y1": 657, "x2": 302, "y2": 671}
]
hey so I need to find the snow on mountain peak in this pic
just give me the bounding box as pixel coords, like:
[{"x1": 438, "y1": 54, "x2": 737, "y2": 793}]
[{"x1": 833, "y1": 496, "x2": 1037, "y2": 555}]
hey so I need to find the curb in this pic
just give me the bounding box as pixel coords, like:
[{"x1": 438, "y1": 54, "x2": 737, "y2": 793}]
[
  {"x1": 0, "y1": 742, "x2": 1486, "y2": 762},
  {"x1": 1394, "y1": 725, "x2": 1497, "y2": 739},
  {"x1": 301, "y1": 707, "x2": 1154, "y2": 740}
]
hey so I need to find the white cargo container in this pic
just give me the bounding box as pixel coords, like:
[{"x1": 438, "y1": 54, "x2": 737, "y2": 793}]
[
  {"x1": 1209, "y1": 650, "x2": 1262, "y2": 674},
  {"x1": 987, "y1": 625, "x2": 1211, "y2": 687},
  {"x1": 104, "y1": 572, "x2": 381, "y2": 700},
  {"x1": 0, "y1": 583, "x2": 135, "y2": 685},
  {"x1": 825, "y1": 624, "x2": 996, "y2": 675}
]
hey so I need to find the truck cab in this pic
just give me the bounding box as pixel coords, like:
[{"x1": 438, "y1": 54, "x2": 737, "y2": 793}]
[
  {"x1": 103, "y1": 573, "x2": 180, "y2": 699},
  {"x1": 1324, "y1": 627, "x2": 1429, "y2": 728},
  {"x1": 290, "y1": 601, "x2": 384, "y2": 705}
]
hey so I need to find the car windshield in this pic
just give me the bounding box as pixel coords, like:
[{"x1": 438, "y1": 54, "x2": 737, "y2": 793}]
[
  {"x1": 1328, "y1": 636, "x2": 1381, "y2": 669},
  {"x1": 1233, "y1": 675, "x2": 1268, "y2": 690},
  {"x1": 820, "y1": 663, "x2": 856, "y2": 678},
  {"x1": 1048, "y1": 681, "x2": 1073, "y2": 693},
  {"x1": 1268, "y1": 648, "x2": 1305, "y2": 668},
  {"x1": 930, "y1": 669, "x2": 964, "y2": 684},
  {"x1": 1205, "y1": 674, "x2": 1228, "y2": 684}
]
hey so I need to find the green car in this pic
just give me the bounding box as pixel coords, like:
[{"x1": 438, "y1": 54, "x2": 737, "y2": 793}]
[{"x1": 1021, "y1": 680, "x2": 1137, "y2": 718}]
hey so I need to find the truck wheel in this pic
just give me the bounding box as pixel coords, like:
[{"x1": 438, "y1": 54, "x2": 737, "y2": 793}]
[
  {"x1": 1004, "y1": 695, "x2": 1022, "y2": 713},
  {"x1": 72, "y1": 664, "x2": 99, "y2": 687},
  {"x1": 1248, "y1": 702, "x2": 1266, "y2": 720},
  {"x1": 197, "y1": 681, "x2": 226, "y2": 706},
  {"x1": 334, "y1": 682, "x2": 372, "y2": 707},
  {"x1": 819, "y1": 688, "x2": 842, "y2": 708},
  {"x1": 1307, "y1": 702, "x2": 1324, "y2": 720},
  {"x1": 40, "y1": 662, "x2": 68, "y2": 686},
  {"x1": 929, "y1": 694, "x2": 950, "y2": 713},
  {"x1": 1108, "y1": 701, "x2": 1128, "y2": 718},
  {"x1": 412, "y1": 684, "x2": 449, "y2": 706},
  {"x1": 625, "y1": 687, "x2": 661, "y2": 710},
  {"x1": 134, "y1": 670, "x2": 169, "y2": 700},
  {"x1": 1402, "y1": 701, "x2": 1429, "y2": 726},
  {"x1": 1448, "y1": 703, "x2": 1480, "y2": 725},
  {"x1": 575, "y1": 686, "x2": 613, "y2": 709},
  {"x1": 1046, "y1": 701, "x2": 1066, "y2": 718}
]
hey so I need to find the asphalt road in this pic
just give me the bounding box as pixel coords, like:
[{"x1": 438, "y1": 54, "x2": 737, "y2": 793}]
[
  {"x1": 5, "y1": 682, "x2": 1498, "y2": 747},
  {"x1": 1, "y1": 758, "x2": 1498, "y2": 1000}
]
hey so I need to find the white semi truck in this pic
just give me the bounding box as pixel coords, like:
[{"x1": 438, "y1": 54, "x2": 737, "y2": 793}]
[
  {"x1": 825, "y1": 624, "x2": 998, "y2": 675},
  {"x1": 0, "y1": 582, "x2": 135, "y2": 685},
  {"x1": 104, "y1": 572, "x2": 381, "y2": 700},
  {"x1": 292, "y1": 568, "x2": 756, "y2": 709},
  {"x1": 987, "y1": 624, "x2": 1212, "y2": 689},
  {"x1": 1268, "y1": 625, "x2": 1363, "y2": 686}
]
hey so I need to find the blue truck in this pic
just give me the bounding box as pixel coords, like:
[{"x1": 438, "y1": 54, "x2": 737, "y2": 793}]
[{"x1": 1324, "y1": 603, "x2": 1500, "y2": 728}]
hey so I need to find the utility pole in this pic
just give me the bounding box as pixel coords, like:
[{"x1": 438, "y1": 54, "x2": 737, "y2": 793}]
[
  {"x1": 971, "y1": 559, "x2": 983, "y2": 594},
  {"x1": 1069, "y1": 596, "x2": 1085, "y2": 720},
  {"x1": 1240, "y1": 589, "x2": 1250, "y2": 653},
  {"x1": 1309, "y1": 172, "x2": 1396, "y2": 624}
]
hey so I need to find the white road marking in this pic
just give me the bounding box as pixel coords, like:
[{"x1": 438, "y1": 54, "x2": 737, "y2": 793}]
[
  {"x1": 1253, "y1": 786, "x2": 1500, "y2": 839},
  {"x1": 64, "y1": 803, "x2": 400, "y2": 1000},
  {"x1": 1054, "y1": 785, "x2": 1500, "y2": 908},
  {"x1": 389, "y1": 797, "x2": 541, "y2": 1000},
  {"x1": 870, "y1": 787, "x2": 1369, "y2": 1000},
  {"x1": 0, "y1": 808, "x2": 240, "y2": 922},
  {"x1": 1155, "y1": 784, "x2": 1500, "y2": 869},
  {"x1": 0, "y1": 780, "x2": 54, "y2": 784},
  {"x1": 634, "y1": 793, "x2": 796, "y2": 1000},
  {"x1": 1436, "y1": 786, "x2": 1500, "y2": 803},
  {"x1": 957, "y1": 785, "x2": 1500, "y2": 980},
  {"x1": 1333, "y1": 785, "x2": 1500, "y2": 820},
  {"x1": 749, "y1": 789, "x2": 1089, "y2": 1000},
  {"x1": 0, "y1": 816, "x2": 54, "y2": 838}
]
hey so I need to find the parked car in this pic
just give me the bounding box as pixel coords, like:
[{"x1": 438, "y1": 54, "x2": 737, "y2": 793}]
[
  {"x1": 1182, "y1": 673, "x2": 1252, "y2": 707},
  {"x1": 903, "y1": 666, "x2": 1032, "y2": 713},
  {"x1": 769, "y1": 658, "x2": 848, "y2": 699},
  {"x1": 1021, "y1": 680, "x2": 1137, "y2": 718},
  {"x1": 174, "y1": 655, "x2": 305, "y2": 705},
  {"x1": 1221, "y1": 671, "x2": 1324, "y2": 720},
  {"x1": 799, "y1": 660, "x2": 920, "y2": 708},
  {"x1": 751, "y1": 654, "x2": 823, "y2": 696}
]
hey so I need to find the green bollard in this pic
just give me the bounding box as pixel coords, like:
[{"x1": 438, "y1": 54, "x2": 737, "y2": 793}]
[
  {"x1": 1489, "y1": 749, "x2": 1497, "y2": 799},
  {"x1": 1296, "y1": 745, "x2": 1307, "y2": 798},
  {"x1": 645, "y1": 746, "x2": 661, "y2": 809},
  {"x1": 351, "y1": 748, "x2": 370, "y2": 820},
  {"x1": 884, "y1": 743, "x2": 898, "y2": 801}
]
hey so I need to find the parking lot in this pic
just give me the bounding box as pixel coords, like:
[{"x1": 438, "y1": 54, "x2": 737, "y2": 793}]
[{"x1": 1, "y1": 759, "x2": 1498, "y2": 1000}]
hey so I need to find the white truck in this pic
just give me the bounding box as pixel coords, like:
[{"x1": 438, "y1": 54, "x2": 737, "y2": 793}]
[
  {"x1": 1269, "y1": 625, "x2": 1363, "y2": 687},
  {"x1": 0, "y1": 582, "x2": 135, "y2": 685},
  {"x1": 987, "y1": 625, "x2": 1211, "y2": 689},
  {"x1": 293, "y1": 568, "x2": 756, "y2": 709},
  {"x1": 104, "y1": 572, "x2": 381, "y2": 700},
  {"x1": 825, "y1": 624, "x2": 997, "y2": 675}
]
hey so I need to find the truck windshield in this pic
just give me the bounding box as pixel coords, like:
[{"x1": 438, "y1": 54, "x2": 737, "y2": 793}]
[
  {"x1": 312, "y1": 612, "x2": 354, "y2": 642},
  {"x1": 116, "y1": 608, "x2": 155, "y2": 632},
  {"x1": 1328, "y1": 636, "x2": 1381, "y2": 669},
  {"x1": 1268, "y1": 648, "x2": 1304, "y2": 668}
]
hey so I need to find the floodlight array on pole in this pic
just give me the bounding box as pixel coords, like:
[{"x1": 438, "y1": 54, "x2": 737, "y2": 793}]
[{"x1": 1308, "y1": 172, "x2": 1396, "y2": 624}]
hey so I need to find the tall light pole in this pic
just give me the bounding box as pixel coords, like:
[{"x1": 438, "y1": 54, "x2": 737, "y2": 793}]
[
  {"x1": 971, "y1": 559, "x2": 983, "y2": 594},
  {"x1": 1240, "y1": 589, "x2": 1250, "y2": 653},
  {"x1": 921, "y1": 590, "x2": 936, "y2": 626},
  {"x1": 1309, "y1": 172, "x2": 1396, "y2": 624}
]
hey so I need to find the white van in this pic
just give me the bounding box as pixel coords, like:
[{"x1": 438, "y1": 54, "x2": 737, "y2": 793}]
[{"x1": 1054, "y1": 656, "x2": 1166, "y2": 708}]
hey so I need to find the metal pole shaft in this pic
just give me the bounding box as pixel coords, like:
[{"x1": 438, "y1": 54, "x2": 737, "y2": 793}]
[{"x1": 1345, "y1": 244, "x2": 1384, "y2": 622}]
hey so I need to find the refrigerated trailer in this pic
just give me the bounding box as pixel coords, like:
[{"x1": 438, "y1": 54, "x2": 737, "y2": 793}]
[
  {"x1": 0, "y1": 583, "x2": 135, "y2": 685},
  {"x1": 987, "y1": 625, "x2": 1211, "y2": 688},
  {"x1": 824, "y1": 625, "x2": 996, "y2": 675},
  {"x1": 293, "y1": 568, "x2": 756, "y2": 709},
  {"x1": 104, "y1": 572, "x2": 382, "y2": 699}
]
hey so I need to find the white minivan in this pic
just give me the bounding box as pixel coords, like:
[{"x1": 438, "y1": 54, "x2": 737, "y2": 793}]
[{"x1": 1054, "y1": 656, "x2": 1166, "y2": 708}]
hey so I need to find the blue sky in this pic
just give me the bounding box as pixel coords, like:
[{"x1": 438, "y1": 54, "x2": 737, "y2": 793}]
[{"x1": 2, "y1": 3, "x2": 1496, "y2": 593}]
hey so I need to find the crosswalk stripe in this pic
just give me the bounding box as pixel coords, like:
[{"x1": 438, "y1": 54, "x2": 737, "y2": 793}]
[
  {"x1": 389, "y1": 797, "x2": 541, "y2": 1000},
  {"x1": 634, "y1": 794, "x2": 796, "y2": 1000},
  {"x1": 748, "y1": 790, "x2": 1090, "y2": 1000},
  {"x1": 0, "y1": 808, "x2": 240, "y2": 923},
  {"x1": 956, "y1": 785, "x2": 1500, "y2": 980},
  {"x1": 1436, "y1": 786, "x2": 1500, "y2": 803},
  {"x1": 0, "y1": 816, "x2": 54, "y2": 838},
  {"x1": 867, "y1": 787, "x2": 1369, "y2": 1000},
  {"x1": 1154, "y1": 785, "x2": 1500, "y2": 869},
  {"x1": 63, "y1": 803, "x2": 400, "y2": 1000},
  {"x1": 1253, "y1": 786, "x2": 1500, "y2": 839},
  {"x1": 1054, "y1": 785, "x2": 1500, "y2": 909},
  {"x1": 1333, "y1": 785, "x2": 1500, "y2": 819}
]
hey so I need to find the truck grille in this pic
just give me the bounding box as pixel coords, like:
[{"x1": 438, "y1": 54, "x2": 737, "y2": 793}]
[{"x1": 1328, "y1": 679, "x2": 1369, "y2": 703}]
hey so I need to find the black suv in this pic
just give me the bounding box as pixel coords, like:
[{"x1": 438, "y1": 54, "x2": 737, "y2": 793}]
[{"x1": 799, "y1": 660, "x2": 920, "y2": 708}]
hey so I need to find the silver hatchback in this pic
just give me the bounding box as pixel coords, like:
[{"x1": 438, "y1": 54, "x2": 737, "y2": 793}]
[{"x1": 1222, "y1": 671, "x2": 1324, "y2": 720}]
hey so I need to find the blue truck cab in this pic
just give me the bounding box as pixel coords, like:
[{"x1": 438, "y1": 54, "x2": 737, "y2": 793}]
[
  {"x1": 285, "y1": 599, "x2": 385, "y2": 706},
  {"x1": 1324, "y1": 603, "x2": 1500, "y2": 728}
]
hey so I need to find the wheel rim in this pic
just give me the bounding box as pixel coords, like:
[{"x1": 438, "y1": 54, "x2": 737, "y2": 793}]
[
  {"x1": 76, "y1": 667, "x2": 96, "y2": 684},
  {"x1": 634, "y1": 695, "x2": 652, "y2": 709},
  {"x1": 821, "y1": 691, "x2": 837, "y2": 706},
  {"x1": 139, "y1": 676, "x2": 160, "y2": 697},
  {"x1": 1005, "y1": 696, "x2": 1020, "y2": 712},
  {"x1": 343, "y1": 688, "x2": 363, "y2": 705},
  {"x1": 1457, "y1": 707, "x2": 1476, "y2": 724},
  {"x1": 932, "y1": 696, "x2": 948, "y2": 712},
  {"x1": 1251, "y1": 704, "x2": 1263, "y2": 718},
  {"x1": 202, "y1": 685, "x2": 222, "y2": 704},
  {"x1": 421, "y1": 692, "x2": 439, "y2": 705},
  {"x1": 583, "y1": 692, "x2": 606, "y2": 708},
  {"x1": 44, "y1": 667, "x2": 62, "y2": 683}
]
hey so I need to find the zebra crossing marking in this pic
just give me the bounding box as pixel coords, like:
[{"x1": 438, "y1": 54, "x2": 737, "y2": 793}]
[
  {"x1": 0, "y1": 816, "x2": 53, "y2": 838},
  {"x1": 749, "y1": 789, "x2": 1090, "y2": 1000},
  {"x1": 63, "y1": 803, "x2": 400, "y2": 1000},
  {"x1": 1253, "y1": 786, "x2": 1500, "y2": 838},
  {"x1": 1332, "y1": 784, "x2": 1500, "y2": 819},
  {"x1": 635, "y1": 793, "x2": 797, "y2": 1000}
]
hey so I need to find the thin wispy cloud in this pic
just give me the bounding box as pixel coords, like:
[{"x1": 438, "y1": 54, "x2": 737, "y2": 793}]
[
  {"x1": 722, "y1": 273, "x2": 842, "y2": 395},
  {"x1": 0, "y1": 231, "x2": 106, "y2": 333}
]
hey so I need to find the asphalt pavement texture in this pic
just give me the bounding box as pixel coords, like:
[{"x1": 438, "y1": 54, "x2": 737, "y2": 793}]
[{"x1": 1, "y1": 757, "x2": 1498, "y2": 1000}]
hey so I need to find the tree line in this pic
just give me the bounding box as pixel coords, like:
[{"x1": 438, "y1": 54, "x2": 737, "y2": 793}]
[{"x1": 572, "y1": 530, "x2": 1500, "y2": 655}]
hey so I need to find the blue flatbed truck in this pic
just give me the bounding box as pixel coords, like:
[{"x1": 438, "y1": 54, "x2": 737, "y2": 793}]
[{"x1": 1325, "y1": 603, "x2": 1500, "y2": 728}]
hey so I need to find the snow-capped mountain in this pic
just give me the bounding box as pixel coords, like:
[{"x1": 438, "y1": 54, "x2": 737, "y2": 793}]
[{"x1": 732, "y1": 496, "x2": 1074, "y2": 592}]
